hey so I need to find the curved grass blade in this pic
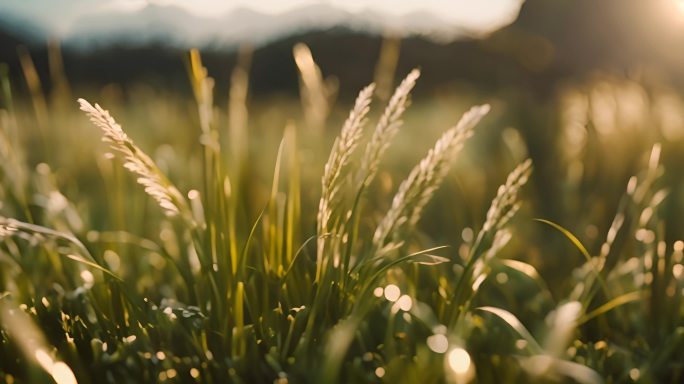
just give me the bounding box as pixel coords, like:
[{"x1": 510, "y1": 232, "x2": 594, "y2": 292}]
[
  {"x1": 476, "y1": 306, "x2": 543, "y2": 354},
  {"x1": 283, "y1": 234, "x2": 321, "y2": 279},
  {"x1": 534, "y1": 219, "x2": 592, "y2": 262},
  {"x1": 66, "y1": 254, "x2": 122, "y2": 282},
  {"x1": 577, "y1": 290, "x2": 642, "y2": 325},
  {"x1": 521, "y1": 355, "x2": 603, "y2": 384},
  {"x1": 534, "y1": 218, "x2": 611, "y2": 301},
  {"x1": 238, "y1": 204, "x2": 267, "y2": 275}
]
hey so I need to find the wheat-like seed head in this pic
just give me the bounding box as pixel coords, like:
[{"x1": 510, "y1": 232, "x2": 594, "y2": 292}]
[
  {"x1": 482, "y1": 158, "x2": 533, "y2": 233},
  {"x1": 78, "y1": 99, "x2": 187, "y2": 218},
  {"x1": 317, "y1": 83, "x2": 375, "y2": 234},
  {"x1": 359, "y1": 69, "x2": 420, "y2": 187},
  {"x1": 481, "y1": 228, "x2": 513, "y2": 267},
  {"x1": 373, "y1": 104, "x2": 491, "y2": 249}
]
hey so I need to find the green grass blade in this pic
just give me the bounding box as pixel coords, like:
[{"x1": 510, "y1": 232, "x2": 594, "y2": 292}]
[{"x1": 477, "y1": 306, "x2": 544, "y2": 354}]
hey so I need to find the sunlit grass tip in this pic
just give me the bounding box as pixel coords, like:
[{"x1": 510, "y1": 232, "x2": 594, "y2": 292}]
[
  {"x1": 78, "y1": 98, "x2": 188, "y2": 218},
  {"x1": 359, "y1": 68, "x2": 421, "y2": 187},
  {"x1": 373, "y1": 103, "x2": 491, "y2": 249},
  {"x1": 483, "y1": 158, "x2": 533, "y2": 232},
  {"x1": 318, "y1": 83, "x2": 375, "y2": 233}
]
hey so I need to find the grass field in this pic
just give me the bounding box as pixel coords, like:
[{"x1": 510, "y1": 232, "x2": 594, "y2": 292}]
[{"x1": 1, "y1": 46, "x2": 684, "y2": 383}]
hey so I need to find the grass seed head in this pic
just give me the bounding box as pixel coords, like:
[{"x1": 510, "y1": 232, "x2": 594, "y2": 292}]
[
  {"x1": 360, "y1": 69, "x2": 421, "y2": 187},
  {"x1": 373, "y1": 104, "x2": 491, "y2": 249},
  {"x1": 78, "y1": 98, "x2": 186, "y2": 218},
  {"x1": 318, "y1": 83, "x2": 375, "y2": 234},
  {"x1": 483, "y1": 158, "x2": 533, "y2": 233}
]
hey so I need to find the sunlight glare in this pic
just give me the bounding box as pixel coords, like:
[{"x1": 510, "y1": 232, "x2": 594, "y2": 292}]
[
  {"x1": 447, "y1": 348, "x2": 471, "y2": 374},
  {"x1": 678, "y1": 0, "x2": 684, "y2": 13},
  {"x1": 384, "y1": 284, "x2": 401, "y2": 302},
  {"x1": 427, "y1": 334, "x2": 449, "y2": 353},
  {"x1": 397, "y1": 295, "x2": 413, "y2": 311},
  {"x1": 34, "y1": 350, "x2": 78, "y2": 384}
]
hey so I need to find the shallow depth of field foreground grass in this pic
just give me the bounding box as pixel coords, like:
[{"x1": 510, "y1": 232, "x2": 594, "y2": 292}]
[{"x1": 1, "y1": 47, "x2": 684, "y2": 383}]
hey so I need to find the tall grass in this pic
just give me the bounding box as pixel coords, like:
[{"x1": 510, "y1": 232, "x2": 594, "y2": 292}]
[{"x1": 1, "y1": 45, "x2": 683, "y2": 384}]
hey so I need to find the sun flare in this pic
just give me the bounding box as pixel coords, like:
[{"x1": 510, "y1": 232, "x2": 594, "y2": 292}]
[{"x1": 677, "y1": 0, "x2": 684, "y2": 13}]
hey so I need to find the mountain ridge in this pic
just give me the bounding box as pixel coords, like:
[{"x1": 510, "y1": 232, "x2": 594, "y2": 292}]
[
  {"x1": 2, "y1": 0, "x2": 684, "y2": 101},
  {"x1": 5, "y1": 3, "x2": 471, "y2": 49}
]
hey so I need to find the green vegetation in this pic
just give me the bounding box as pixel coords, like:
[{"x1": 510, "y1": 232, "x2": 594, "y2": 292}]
[{"x1": 1, "y1": 45, "x2": 683, "y2": 384}]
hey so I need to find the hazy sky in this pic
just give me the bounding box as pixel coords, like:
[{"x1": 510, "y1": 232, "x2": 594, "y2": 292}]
[{"x1": 0, "y1": 0, "x2": 524, "y2": 34}]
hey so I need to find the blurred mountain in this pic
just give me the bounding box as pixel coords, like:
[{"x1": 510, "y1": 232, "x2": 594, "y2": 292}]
[
  {"x1": 486, "y1": 0, "x2": 684, "y2": 80},
  {"x1": 0, "y1": 12, "x2": 47, "y2": 44},
  {"x1": 61, "y1": 3, "x2": 464, "y2": 48},
  {"x1": 1, "y1": 0, "x2": 684, "y2": 100},
  {"x1": 65, "y1": 4, "x2": 209, "y2": 47},
  {"x1": 0, "y1": 25, "x2": 24, "y2": 56},
  {"x1": 0, "y1": 14, "x2": 33, "y2": 72},
  {"x1": 4, "y1": 0, "x2": 683, "y2": 238}
]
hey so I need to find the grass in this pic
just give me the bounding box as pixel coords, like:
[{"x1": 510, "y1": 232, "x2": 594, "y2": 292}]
[{"x1": 1, "y1": 45, "x2": 683, "y2": 383}]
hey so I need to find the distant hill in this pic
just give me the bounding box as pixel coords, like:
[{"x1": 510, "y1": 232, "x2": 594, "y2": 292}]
[
  {"x1": 8, "y1": 3, "x2": 466, "y2": 49},
  {"x1": 1, "y1": 0, "x2": 684, "y2": 100},
  {"x1": 489, "y1": 0, "x2": 684, "y2": 84},
  {"x1": 0, "y1": 17, "x2": 28, "y2": 74}
]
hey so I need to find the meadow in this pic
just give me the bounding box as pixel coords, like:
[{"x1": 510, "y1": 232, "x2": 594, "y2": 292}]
[{"x1": 1, "y1": 43, "x2": 684, "y2": 383}]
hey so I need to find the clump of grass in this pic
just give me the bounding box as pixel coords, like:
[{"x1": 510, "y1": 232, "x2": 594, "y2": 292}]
[
  {"x1": 449, "y1": 158, "x2": 533, "y2": 324},
  {"x1": 1, "y1": 46, "x2": 683, "y2": 384}
]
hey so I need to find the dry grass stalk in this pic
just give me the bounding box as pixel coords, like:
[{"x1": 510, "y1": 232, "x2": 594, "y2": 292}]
[
  {"x1": 78, "y1": 99, "x2": 187, "y2": 217},
  {"x1": 373, "y1": 35, "x2": 401, "y2": 102},
  {"x1": 17, "y1": 47, "x2": 49, "y2": 131},
  {"x1": 228, "y1": 45, "x2": 252, "y2": 167},
  {"x1": 0, "y1": 119, "x2": 28, "y2": 198},
  {"x1": 293, "y1": 43, "x2": 336, "y2": 134},
  {"x1": 373, "y1": 104, "x2": 491, "y2": 249},
  {"x1": 189, "y1": 49, "x2": 219, "y2": 154}
]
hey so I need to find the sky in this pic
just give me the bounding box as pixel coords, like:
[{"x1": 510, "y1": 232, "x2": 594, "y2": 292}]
[{"x1": 0, "y1": 0, "x2": 524, "y2": 35}]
